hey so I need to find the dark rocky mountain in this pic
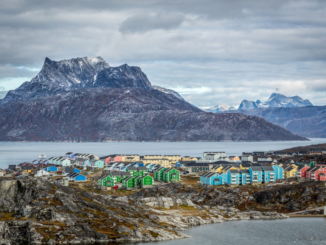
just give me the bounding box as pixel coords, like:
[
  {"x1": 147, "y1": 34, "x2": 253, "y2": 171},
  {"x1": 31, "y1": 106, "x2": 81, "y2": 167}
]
[
  {"x1": 0, "y1": 87, "x2": 7, "y2": 99},
  {"x1": 0, "y1": 56, "x2": 307, "y2": 141},
  {"x1": 238, "y1": 93, "x2": 313, "y2": 110},
  {"x1": 234, "y1": 106, "x2": 326, "y2": 138}
]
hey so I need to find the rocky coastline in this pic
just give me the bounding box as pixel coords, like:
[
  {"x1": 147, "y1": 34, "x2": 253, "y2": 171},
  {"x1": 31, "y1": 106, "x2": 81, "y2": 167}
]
[{"x1": 0, "y1": 177, "x2": 295, "y2": 244}]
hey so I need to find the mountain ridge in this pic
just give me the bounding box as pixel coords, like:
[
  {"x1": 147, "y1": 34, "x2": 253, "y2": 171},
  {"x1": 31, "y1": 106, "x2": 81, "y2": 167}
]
[
  {"x1": 0, "y1": 56, "x2": 307, "y2": 142},
  {"x1": 238, "y1": 93, "x2": 313, "y2": 110}
]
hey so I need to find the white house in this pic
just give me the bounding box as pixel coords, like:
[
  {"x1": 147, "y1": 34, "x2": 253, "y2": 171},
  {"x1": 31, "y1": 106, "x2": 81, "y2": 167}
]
[{"x1": 35, "y1": 169, "x2": 50, "y2": 177}]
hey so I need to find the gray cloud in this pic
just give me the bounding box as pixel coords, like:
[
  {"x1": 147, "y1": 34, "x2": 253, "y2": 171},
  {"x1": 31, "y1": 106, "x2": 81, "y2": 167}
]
[
  {"x1": 119, "y1": 13, "x2": 184, "y2": 34},
  {"x1": 0, "y1": 0, "x2": 325, "y2": 106}
]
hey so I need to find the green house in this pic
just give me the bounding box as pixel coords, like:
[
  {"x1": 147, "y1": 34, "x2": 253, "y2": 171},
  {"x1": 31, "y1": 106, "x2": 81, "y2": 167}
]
[
  {"x1": 139, "y1": 175, "x2": 153, "y2": 188},
  {"x1": 110, "y1": 171, "x2": 131, "y2": 183},
  {"x1": 134, "y1": 175, "x2": 141, "y2": 187},
  {"x1": 154, "y1": 166, "x2": 166, "y2": 181},
  {"x1": 138, "y1": 166, "x2": 148, "y2": 177},
  {"x1": 98, "y1": 175, "x2": 114, "y2": 187},
  {"x1": 127, "y1": 166, "x2": 140, "y2": 177},
  {"x1": 163, "y1": 168, "x2": 180, "y2": 183},
  {"x1": 127, "y1": 166, "x2": 147, "y2": 177},
  {"x1": 122, "y1": 176, "x2": 135, "y2": 190}
]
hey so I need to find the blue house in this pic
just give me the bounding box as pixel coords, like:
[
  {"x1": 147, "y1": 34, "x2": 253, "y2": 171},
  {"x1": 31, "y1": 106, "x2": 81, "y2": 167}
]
[
  {"x1": 200, "y1": 172, "x2": 211, "y2": 185},
  {"x1": 44, "y1": 166, "x2": 58, "y2": 172},
  {"x1": 239, "y1": 169, "x2": 251, "y2": 185},
  {"x1": 261, "y1": 166, "x2": 275, "y2": 183},
  {"x1": 67, "y1": 172, "x2": 86, "y2": 181},
  {"x1": 200, "y1": 172, "x2": 227, "y2": 186},
  {"x1": 249, "y1": 166, "x2": 263, "y2": 184},
  {"x1": 74, "y1": 174, "x2": 86, "y2": 181},
  {"x1": 272, "y1": 165, "x2": 284, "y2": 180},
  {"x1": 227, "y1": 170, "x2": 240, "y2": 185},
  {"x1": 92, "y1": 160, "x2": 105, "y2": 168}
]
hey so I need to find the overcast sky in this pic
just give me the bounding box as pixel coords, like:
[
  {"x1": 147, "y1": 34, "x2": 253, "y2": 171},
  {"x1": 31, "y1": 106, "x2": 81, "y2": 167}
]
[{"x1": 1, "y1": 0, "x2": 326, "y2": 108}]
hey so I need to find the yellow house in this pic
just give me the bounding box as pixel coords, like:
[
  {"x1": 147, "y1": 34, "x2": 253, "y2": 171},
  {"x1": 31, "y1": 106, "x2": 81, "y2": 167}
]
[
  {"x1": 182, "y1": 156, "x2": 198, "y2": 161},
  {"x1": 210, "y1": 165, "x2": 224, "y2": 173},
  {"x1": 229, "y1": 156, "x2": 240, "y2": 161},
  {"x1": 283, "y1": 166, "x2": 297, "y2": 178},
  {"x1": 163, "y1": 155, "x2": 181, "y2": 164},
  {"x1": 121, "y1": 155, "x2": 140, "y2": 162},
  {"x1": 144, "y1": 155, "x2": 163, "y2": 159},
  {"x1": 143, "y1": 158, "x2": 172, "y2": 168}
]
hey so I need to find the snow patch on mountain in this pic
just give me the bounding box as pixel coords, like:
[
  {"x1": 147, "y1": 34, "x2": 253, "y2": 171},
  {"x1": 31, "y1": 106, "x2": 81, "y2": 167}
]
[
  {"x1": 206, "y1": 105, "x2": 237, "y2": 113},
  {"x1": 152, "y1": 85, "x2": 184, "y2": 101},
  {"x1": 238, "y1": 93, "x2": 313, "y2": 110}
]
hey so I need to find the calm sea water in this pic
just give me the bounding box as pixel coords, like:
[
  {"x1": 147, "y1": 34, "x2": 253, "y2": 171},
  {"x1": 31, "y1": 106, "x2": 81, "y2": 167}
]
[
  {"x1": 1, "y1": 138, "x2": 326, "y2": 169},
  {"x1": 130, "y1": 218, "x2": 326, "y2": 245}
]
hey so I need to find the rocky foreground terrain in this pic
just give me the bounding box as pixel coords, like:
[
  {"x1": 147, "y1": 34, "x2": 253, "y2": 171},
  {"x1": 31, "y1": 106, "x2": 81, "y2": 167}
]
[{"x1": 1, "y1": 177, "x2": 326, "y2": 244}]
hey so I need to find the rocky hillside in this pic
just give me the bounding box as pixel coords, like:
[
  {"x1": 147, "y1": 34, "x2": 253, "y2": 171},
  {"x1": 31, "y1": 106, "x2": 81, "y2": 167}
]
[
  {"x1": 0, "y1": 56, "x2": 307, "y2": 141},
  {"x1": 130, "y1": 181, "x2": 326, "y2": 213},
  {"x1": 0, "y1": 88, "x2": 306, "y2": 141},
  {"x1": 0, "y1": 177, "x2": 289, "y2": 244},
  {"x1": 234, "y1": 106, "x2": 326, "y2": 138}
]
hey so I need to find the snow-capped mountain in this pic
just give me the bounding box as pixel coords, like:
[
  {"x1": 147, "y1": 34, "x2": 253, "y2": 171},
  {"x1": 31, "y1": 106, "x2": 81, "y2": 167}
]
[
  {"x1": 206, "y1": 105, "x2": 237, "y2": 113},
  {"x1": 0, "y1": 56, "x2": 306, "y2": 142},
  {"x1": 238, "y1": 93, "x2": 313, "y2": 110},
  {"x1": 152, "y1": 85, "x2": 184, "y2": 101}
]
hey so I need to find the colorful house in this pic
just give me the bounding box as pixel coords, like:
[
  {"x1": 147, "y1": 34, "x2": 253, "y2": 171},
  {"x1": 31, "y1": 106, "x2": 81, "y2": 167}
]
[
  {"x1": 122, "y1": 176, "x2": 135, "y2": 190},
  {"x1": 272, "y1": 165, "x2": 284, "y2": 180},
  {"x1": 249, "y1": 166, "x2": 263, "y2": 184},
  {"x1": 163, "y1": 168, "x2": 180, "y2": 183},
  {"x1": 296, "y1": 165, "x2": 310, "y2": 178},
  {"x1": 91, "y1": 160, "x2": 105, "y2": 168},
  {"x1": 98, "y1": 175, "x2": 115, "y2": 187},
  {"x1": 154, "y1": 166, "x2": 166, "y2": 181},
  {"x1": 283, "y1": 165, "x2": 297, "y2": 178},
  {"x1": 261, "y1": 166, "x2": 275, "y2": 183},
  {"x1": 44, "y1": 166, "x2": 58, "y2": 172},
  {"x1": 239, "y1": 169, "x2": 251, "y2": 185},
  {"x1": 67, "y1": 173, "x2": 86, "y2": 181},
  {"x1": 227, "y1": 170, "x2": 240, "y2": 185}
]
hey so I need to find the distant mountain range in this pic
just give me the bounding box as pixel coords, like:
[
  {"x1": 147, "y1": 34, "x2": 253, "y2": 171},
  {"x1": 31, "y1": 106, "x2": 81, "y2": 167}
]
[
  {"x1": 205, "y1": 93, "x2": 324, "y2": 138},
  {"x1": 235, "y1": 106, "x2": 326, "y2": 138},
  {"x1": 0, "y1": 56, "x2": 305, "y2": 142},
  {"x1": 206, "y1": 105, "x2": 237, "y2": 113},
  {"x1": 238, "y1": 93, "x2": 313, "y2": 110}
]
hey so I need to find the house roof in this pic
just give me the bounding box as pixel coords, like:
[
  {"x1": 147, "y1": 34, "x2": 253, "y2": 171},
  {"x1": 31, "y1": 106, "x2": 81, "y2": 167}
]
[
  {"x1": 261, "y1": 166, "x2": 274, "y2": 171},
  {"x1": 240, "y1": 170, "x2": 250, "y2": 174},
  {"x1": 229, "y1": 170, "x2": 239, "y2": 174},
  {"x1": 64, "y1": 167, "x2": 75, "y2": 173},
  {"x1": 123, "y1": 176, "x2": 133, "y2": 182},
  {"x1": 138, "y1": 166, "x2": 147, "y2": 170},
  {"x1": 250, "y1": 166, "x2": 262, "y2": 171}
]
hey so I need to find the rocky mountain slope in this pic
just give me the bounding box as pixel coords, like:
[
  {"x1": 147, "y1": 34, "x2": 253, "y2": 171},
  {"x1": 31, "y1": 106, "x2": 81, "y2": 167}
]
[
  {"x1": 238, "y1": 93, "x2": 313, "y2": 110},
  {"x1": 0, "y1": 87, "x2": 306, "y2": 141},
  {"x1": 235, "y1": 106, "x2": 326, "y2": 138},
  {"x1": 206, "y1": 105, "x2": 237, "y2": 113},
  {"x1": 0, "y1": 87, "x2": 7, "y2": 99},
  {"x1": 0, "y1": 56, "x2": 307, "y2": 141}
]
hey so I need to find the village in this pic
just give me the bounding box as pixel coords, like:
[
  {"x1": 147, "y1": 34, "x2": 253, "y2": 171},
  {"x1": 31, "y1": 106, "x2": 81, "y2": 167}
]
[{"x1": 1, "y1": 147, "x2": 326, "y2": 191}]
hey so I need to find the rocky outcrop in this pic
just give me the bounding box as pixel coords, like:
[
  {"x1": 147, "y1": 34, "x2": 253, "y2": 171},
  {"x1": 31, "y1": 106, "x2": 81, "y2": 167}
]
[{"x1": 0, "y1": 177, "x2": 293, "y2": 244}]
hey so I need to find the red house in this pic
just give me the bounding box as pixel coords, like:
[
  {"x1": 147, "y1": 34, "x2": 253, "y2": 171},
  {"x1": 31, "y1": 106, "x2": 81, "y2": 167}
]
[
  {"x1": 306, "y1": 166, "x2": 326, "y2": 181},
  {"x1": 297, "y1": 165, "x2": 309, "y2": 178},
  {"x1": 319, "y1": 173, "x2": 326, "y2": 181}
]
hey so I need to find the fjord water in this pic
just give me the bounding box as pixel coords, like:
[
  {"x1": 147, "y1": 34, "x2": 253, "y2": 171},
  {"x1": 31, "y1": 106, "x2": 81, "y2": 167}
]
[
  {"x1": 1, "y1": 138, "x2": 326, "y2": 169},
  {"x1": 130, "y1": 218, "x2": 326, "y2": 245}
]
